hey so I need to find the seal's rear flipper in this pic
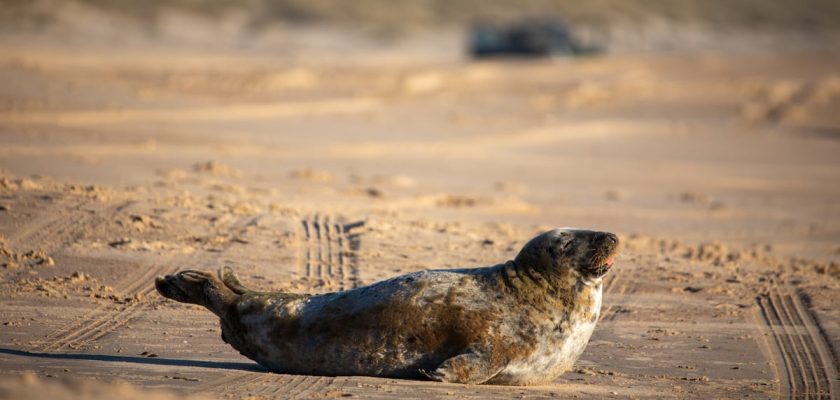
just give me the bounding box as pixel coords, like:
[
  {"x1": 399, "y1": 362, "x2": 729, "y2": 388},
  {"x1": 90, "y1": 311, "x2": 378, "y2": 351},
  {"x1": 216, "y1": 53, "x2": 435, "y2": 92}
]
[
  {"x1": 219, "y1": 266, "x2": 251, "y2": 295},
  {"x1": 421, "y1": 348, "x2": 502, "y2": 385},
  {"x1": 155, "y1": 270, "x2": 238, "y2": 318}
]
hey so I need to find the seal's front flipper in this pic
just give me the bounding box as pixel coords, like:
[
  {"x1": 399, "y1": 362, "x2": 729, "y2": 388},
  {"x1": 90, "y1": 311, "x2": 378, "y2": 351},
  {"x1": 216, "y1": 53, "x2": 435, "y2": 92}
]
[{"x1": 421, "y1": 349, "x2": 502, "y2": 384}]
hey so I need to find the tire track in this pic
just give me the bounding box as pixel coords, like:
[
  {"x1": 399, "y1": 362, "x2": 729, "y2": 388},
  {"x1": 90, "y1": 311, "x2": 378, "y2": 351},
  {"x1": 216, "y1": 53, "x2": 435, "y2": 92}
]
[
  {"x1": 6, "y1": 195, "x2": 82, "y2": 252},
  {"x1": 203, "y1": 215, "x2": 365, "y2": 398},
  {"x1": 202, "y1": 372, "x2": 264, "y2": 394},
  {"x1": 343, "y1": 220, "x2": 364, "y2": 290},
  {"x1": 8, "y1": 195, "x2": 130, "y2": 254},
  {"x1": 600, "y1": 267, "x2": 638, "y2": 322},
  {"x1": 31, "y1": 262, "x2": 171, "y2": 352},
  {"x1": 602, "y1": 268, "x2": 619, "y2": 294},
  {"x1": 324, "y1": 219, "x2": 335, "y2": 280},
  {"x1": 288, "y1": 376, "x2": 334, "y2": 399},
  {"x1": 264, "y1": 375, "x2": 303, "y2": 397},
  {"x1": 9, "y1": 195, "x2": 158, "y2": 353},
  {"x1": 299, "y1": 214, "x2": 364, "y2": 291},
  {"x1": 315, "y1": 215, "x2": 325, "y2": 279},
  {"x1": 301, "y1": 217, "x2": 312, "y2": 278},
  {"x1": 755, "y1": 288, "x2": 837, "y2": 399},
  {"x1": 798, "y1": 292, "x2": 840, "y2": 392},
  {"x1": 271, "y1": 375, "x2": 305, "y2": 397},
  {"x1": 30, "y1": 215, "x2": 256, "y2": 352},
  {"x1": 295, "y1": 219, "x2": 305, "y2": 278},
  {"x1": 258, "y1": 375, "x2": 335, "y2": 399},
  {"x1": 206, "y1": 372, "x2": 338, "y2": 399}
]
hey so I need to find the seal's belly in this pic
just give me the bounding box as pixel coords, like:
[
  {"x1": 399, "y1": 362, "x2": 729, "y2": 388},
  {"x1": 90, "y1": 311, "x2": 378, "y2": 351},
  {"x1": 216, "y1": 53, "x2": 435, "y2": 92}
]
[
  {"x1": 490, "y1": 282, "x2": 603, "y2": 385},
  {"x1": 490, "y1": 318, "x2": 598, "y2": 385}
]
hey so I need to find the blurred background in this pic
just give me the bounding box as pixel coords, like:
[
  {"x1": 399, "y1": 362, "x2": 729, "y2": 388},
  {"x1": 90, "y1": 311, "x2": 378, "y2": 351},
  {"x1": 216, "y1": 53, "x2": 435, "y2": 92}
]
[
  {"x1": 1, "y1": 1, "x2": 840, "y2": 398},
  {"x1": 4, "y1": 0, "x2": 840, "y2": 54},
  {"x1": 2, "y1": 0, "x2": 839, "y2": 254}
]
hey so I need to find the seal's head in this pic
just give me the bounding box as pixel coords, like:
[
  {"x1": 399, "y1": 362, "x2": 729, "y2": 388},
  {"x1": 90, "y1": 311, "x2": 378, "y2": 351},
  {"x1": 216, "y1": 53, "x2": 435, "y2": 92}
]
[
  {"x1": 155, "y1": 270, "x2": 237, "y2": 317},
  {"x1": 514, "y1": 228, "x2": 618, "y2": 282}
]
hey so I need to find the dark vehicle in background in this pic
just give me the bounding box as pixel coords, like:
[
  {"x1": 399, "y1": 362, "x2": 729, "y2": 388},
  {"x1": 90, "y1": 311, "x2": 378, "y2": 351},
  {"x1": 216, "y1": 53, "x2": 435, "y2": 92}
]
[{"x1": 469, "y1": 18, "x2": 601, "y2": 58}]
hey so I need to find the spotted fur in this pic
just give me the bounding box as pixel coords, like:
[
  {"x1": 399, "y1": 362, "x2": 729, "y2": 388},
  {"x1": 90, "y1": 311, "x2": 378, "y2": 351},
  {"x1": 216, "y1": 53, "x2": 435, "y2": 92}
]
[{"x1": 155, "y1": 228, "x2": 618, "y2": 385}]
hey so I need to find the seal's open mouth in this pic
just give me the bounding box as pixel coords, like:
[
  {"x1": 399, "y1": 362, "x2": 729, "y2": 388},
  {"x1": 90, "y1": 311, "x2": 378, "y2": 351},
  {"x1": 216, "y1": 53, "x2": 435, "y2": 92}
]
[
  {"x1": 590, "y1": 260, "x2": 613, "y2": 277},
  {"x1": 586, "y1": 239, "x2": 618, "y2": 278},
  {"x1": 599, "y1": 233, "x2": 619, "y2": 267}
]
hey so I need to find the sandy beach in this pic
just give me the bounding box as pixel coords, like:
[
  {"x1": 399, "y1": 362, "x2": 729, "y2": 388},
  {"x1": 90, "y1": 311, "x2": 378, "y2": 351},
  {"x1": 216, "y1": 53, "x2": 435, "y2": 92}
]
[{"x1": 1, "y1": 3, "x2": 839, "y2": 398}]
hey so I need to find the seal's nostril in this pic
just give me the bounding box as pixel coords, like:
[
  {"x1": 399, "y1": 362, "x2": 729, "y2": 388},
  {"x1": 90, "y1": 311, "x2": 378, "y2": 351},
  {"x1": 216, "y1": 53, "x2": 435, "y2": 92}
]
[{"x1": 604, "y1": 233, "x2": 618, "y2": 244}]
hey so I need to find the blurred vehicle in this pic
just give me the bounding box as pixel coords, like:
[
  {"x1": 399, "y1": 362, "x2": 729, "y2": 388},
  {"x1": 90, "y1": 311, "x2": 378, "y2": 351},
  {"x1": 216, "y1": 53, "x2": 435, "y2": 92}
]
[{"x1": 469, "y1": 17, "x2": 601, "y2": 58}]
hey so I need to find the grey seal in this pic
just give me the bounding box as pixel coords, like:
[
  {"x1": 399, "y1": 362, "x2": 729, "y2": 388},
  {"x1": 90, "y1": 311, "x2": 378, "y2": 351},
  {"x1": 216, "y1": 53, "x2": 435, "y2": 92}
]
[{"x1": 155, "y1": 227, "x2": 618, "y2": 385}]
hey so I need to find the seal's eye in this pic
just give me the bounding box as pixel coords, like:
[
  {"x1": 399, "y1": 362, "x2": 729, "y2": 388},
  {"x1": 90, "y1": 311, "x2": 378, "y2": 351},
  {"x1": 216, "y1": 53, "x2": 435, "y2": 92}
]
[{"x1": 561, "y1": 239, "x2": 575, "y2": 252}]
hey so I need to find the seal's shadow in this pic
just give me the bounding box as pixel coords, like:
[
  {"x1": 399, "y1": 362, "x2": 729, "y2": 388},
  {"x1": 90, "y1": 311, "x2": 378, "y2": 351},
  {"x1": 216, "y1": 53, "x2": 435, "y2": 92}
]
[{"x1": 0, "y1": 347, "x2": 264, "y2": 372}]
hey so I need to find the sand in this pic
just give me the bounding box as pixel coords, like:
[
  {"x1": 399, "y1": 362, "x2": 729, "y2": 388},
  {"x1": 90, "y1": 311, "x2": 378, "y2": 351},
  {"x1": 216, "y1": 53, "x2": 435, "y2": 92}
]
[{"x1": 1, "y1": 19, "x2": 839, "y2": 399}]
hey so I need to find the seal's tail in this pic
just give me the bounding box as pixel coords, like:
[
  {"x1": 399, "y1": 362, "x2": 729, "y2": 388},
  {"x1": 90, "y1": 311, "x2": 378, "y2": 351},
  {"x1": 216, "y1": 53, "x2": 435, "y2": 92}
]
[{"x1": 219, "y1": 266, "x2": 251, "y2": 295}]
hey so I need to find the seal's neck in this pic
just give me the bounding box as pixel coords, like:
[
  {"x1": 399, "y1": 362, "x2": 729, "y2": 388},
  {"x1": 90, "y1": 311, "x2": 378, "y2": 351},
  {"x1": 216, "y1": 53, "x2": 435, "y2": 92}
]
[
  {"x1": 202, "y1": 280, "x2": 240, "y2": 320},
  {"x1": 497, "y1": 260, "x2": 603, "y2": 314},
  {"x1": 494, "y1": 261, "x2": 567, "y2": 306}
]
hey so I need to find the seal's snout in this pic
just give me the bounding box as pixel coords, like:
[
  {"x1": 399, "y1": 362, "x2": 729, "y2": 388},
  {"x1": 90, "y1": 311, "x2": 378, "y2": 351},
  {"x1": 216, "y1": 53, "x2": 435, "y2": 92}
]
[
  {"x1": 600, "y1": 232, "x2": 619, "y2": 262},
  {"x1": 598, "y1": 232, "x2": 618, "y2": 251},
  {"x1": 582, "y1": 231, "x2": 619, "y2": 279}
]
